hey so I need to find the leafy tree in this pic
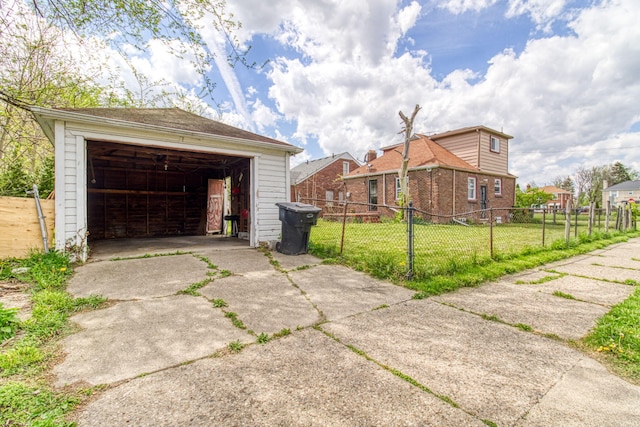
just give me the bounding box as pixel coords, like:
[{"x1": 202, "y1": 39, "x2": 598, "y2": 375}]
[
  {"x1": 17, "y1": 0, "x2": 251, "y2": 101},
  {"x1": 515, "y1": 186, "x2": 553, "y2": 208},
  {"x1": 553, "y1": 175, "x2": 575, "y2": 194},
  {"x1": 608, "y1": 161, "x2": 636, "y2": 185},
  {"x1": 0, "y1": 6, "x2": 105, "y2": 188},
  {"x1": 0, "y1": 149, "x2": 32, "y2": 196}
]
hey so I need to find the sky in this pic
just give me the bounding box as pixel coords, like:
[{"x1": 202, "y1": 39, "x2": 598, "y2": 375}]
[{"x1": 12, "y1": 0, "x2": 640, "y2": 187}]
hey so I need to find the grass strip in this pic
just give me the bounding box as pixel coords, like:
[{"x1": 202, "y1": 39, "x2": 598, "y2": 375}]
[{"x1": 582, "y1": 286, "x2": 640, "y2": 383}]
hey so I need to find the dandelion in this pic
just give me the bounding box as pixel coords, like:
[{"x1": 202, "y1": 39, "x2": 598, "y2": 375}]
[{"x1": 59, "y1": 267, "x2": 67, "y2": 272}]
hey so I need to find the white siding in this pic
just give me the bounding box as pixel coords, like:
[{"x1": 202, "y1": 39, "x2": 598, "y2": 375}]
[
  {"x1": 51, "y1": 116, "x2": 293, "y2": 256},
  {"x1": 256, "y1": 152, "x2": 289, "y2": 242}
]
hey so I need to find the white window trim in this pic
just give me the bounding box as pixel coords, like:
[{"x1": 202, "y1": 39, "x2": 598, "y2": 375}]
[
  {"x1": 490, "y1": 136, "x2": 500, "y2": 153},
  {"x1": 468, "y1": 177, "x2": 477, "y2": 200},
  {"x1": 342, "y1": 161, "x2": 350, "y2": 175},
  {"x1": 494, "y1": 178, "x2": 502, "y2": 196},
  {"x1": 395, "y1": 176, "x2": 408, "y2": 200}
]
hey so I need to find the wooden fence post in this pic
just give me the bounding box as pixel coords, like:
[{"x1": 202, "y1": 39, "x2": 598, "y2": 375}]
[{"x1": 565, "y1": 198, "x2": 572, "y2": 246}]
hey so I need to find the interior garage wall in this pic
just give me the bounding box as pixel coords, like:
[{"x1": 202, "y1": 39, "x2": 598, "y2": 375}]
[
  {"x1": 86, "y1": 140, "x2": 251, "y2": 240},
  {"x1": 87, "y1": 168, "x2": 209, "y2": 239}
]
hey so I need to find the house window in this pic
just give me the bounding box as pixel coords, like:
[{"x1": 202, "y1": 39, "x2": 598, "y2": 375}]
[
  {"x1": 326, "y1": 190, "x2": 334, "y2": 207},
  {"x1": 494, "y1": 178, "x2": 502, "y2": 196},
  {"x1": 343, "y1": 161, "x2": 350, "y2": 175},
  {"x1": 468, "y1": 177, "x2": 477, "y2": 200},
  {"x1": 395, "y1": 176, "x2": 408, "y2": 200},
  {"x1": 338, "y1": 191, "x2": 344, "y2": 203},
  {"x1": 368, "y1": 179, "x2": 378, "y2": 211},
  {"x1": 490, "y1": 136, "x2": 500, "y2": 153}
]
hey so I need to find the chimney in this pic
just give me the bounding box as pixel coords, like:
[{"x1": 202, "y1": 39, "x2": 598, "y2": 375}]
[{"x1": 366, "y1": 149, "x2": 377, "y2": 162}]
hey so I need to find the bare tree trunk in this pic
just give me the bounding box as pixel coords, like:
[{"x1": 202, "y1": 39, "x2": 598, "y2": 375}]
[{"x1": 398, "y1": 104, "x2": 421, "y2": 209}]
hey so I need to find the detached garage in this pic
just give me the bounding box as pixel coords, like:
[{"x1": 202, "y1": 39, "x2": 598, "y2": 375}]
[{"x1": 31, "y1": 107, "x2": 302, "y2": 259}]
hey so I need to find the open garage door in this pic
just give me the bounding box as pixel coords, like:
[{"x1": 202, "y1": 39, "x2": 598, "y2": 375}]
[{"x1": 87, "y1": 140, "x2": 251, "y2": 240}]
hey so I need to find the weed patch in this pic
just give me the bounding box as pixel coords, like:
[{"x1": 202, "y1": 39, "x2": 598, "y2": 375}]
[
  {"x1": 256, "y1": 333, "x2": 270, "y2": 344},
  {"x1": 0, "y1": 381, "x2": 80, "y2": 426},
  {"x1": 272, "y1": 328, "x2": 291, "y2": 339},
  {"x1": 110, "y1": 251, "x2": 189, "y2": 261},
  {"x1": 224, "y1": 312, "x2": 246, "y2": 329},
  {"x1": 178, "y1": 279, "x2": 212, "y2": 296},
  {"x1": 212, "y1": 298, "x2": 228, "y2": 308},
  {"x1": 0, "y1": 303, "x2": 20, "y2": 341},
  {"x1": 228, "y1": 340, "x2": 244, "y2": 353},
  {"x1": 0, "y1": 251, "x2": 107, "y2": 424},
  {"x1": 582, "y1": 286, "x2": 640, "y2": 382},
  {"x1": 552, "y1": 290, "x2": 576, "y2": 300}
]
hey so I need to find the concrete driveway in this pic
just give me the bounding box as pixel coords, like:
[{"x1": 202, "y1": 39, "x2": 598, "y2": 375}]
[{"x1": 57, "y1": 236, "x2": 640, "y2": 426}]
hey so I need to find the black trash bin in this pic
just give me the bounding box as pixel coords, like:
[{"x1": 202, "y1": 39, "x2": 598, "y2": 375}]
[{"x1": 275, "y1": 202, "x2": 322, "y2": 255}]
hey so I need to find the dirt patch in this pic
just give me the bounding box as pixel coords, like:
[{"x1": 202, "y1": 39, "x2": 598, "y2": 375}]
[{"x1": 0, "y1": 280, "x2": 32, "y2": 321}]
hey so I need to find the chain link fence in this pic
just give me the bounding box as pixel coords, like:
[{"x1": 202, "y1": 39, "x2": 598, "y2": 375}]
[{"x1": 303, "y1": 198, "x2": 637, "y2": 281}]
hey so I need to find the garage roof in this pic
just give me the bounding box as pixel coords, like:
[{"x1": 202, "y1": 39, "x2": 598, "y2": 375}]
[{"x1": 31, "y1": 106, "x2": 303, "y2": 153}]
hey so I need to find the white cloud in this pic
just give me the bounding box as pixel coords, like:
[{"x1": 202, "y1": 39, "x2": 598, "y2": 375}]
[
  {"x1": 506, "y1": 0, "x2": 567, "y2": 30},
  {"x1": 439, "y1": 0, "x2": 499, "y2": 14},
  {"x1": 250, "y1": 98, "x2": 280, "y2": 132},
  {"x1": 252, "y1": 0, "x2": 640, "y2": 185},
  {"x1": 198, "y1": 19, "x2": 255, "y2": 132}
]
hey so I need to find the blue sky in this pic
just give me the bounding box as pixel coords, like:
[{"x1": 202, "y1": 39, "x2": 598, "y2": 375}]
[
  {"x1": 177, "y1": 0, "x2": 638, "y2": 187},
  {"x1": 11, "y1": 0, "x2": 638, "y2": 186}
]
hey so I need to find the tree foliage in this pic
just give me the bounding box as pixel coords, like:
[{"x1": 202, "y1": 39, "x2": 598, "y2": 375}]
[
  {"x1": 21, "y1": 0, "x2": 249, "y2": 100},
  {"x1": 572, "y1": 162, "x2": 638, "y2": 207},
  {"x1": 553, "y1": 175, "x2": 575, "y2": 194},
  {"x1": 608, "y1": 161, "x2": 636, "y2": 185},
  {"x1": 0, "y1": 2, "x2": 106, "y2": 194},
  {"x1": 515, "y1": 186, "x2": 553, "y2": 208},
  {"x1": 1, "y1": 0, "x2": 242, "y2": 196}
]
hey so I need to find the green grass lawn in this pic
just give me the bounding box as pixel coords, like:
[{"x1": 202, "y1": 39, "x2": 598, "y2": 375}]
[
  {"x1": 582, "y1": 286, "x2": 640, "y2": 383},
  {"x1": 310, "y1": 219, "x2": 627, "y2": 280}
]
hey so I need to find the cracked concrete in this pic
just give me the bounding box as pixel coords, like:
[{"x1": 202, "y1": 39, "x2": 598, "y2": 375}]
[{"x1": 50, "y1": 236, "x2": 640, "y2": 426}]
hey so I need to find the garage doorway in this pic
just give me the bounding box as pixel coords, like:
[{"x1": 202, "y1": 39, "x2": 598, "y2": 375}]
[{"x1": 86, "y1": 140, "x2": 251, "y2": 241}]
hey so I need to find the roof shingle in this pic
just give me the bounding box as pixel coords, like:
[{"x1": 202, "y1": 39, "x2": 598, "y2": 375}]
[{"x1": 347, "y1": 134, "x2": 478, "y2": 176}]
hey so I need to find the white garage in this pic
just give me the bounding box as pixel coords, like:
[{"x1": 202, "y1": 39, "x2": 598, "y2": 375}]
[{"x1": 31, "y1": 107, "x2": 302, "y2": 260}]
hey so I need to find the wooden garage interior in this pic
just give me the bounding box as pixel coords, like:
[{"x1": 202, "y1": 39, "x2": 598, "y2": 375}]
[{"x1": 87, "y1": 140, "x2": 251, "y2": 240}]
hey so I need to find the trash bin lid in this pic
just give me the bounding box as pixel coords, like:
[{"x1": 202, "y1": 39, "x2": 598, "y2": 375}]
[{"x1": 276, "y1": 202, "x2": 322, "y2": 213}]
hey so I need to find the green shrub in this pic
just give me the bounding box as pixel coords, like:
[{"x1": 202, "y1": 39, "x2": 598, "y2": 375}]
[{"x1": 0, "y1": 302, "x2": 20, "y2": 342}]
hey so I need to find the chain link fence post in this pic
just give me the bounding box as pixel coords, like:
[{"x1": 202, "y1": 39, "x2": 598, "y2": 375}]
[{"x1": 406, "y1": 201, "x2": 414, "y2": 280}]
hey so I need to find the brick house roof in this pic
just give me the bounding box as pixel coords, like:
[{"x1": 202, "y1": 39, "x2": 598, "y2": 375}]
[
  {"x1": 541, "y1": 185, "x2": 572, "y2": 195},
  {"x1": 291, "y1": 152, "x2": 359, "y2": 184},
  {"x1": 346, "y1": 134, "x2": 478, "y2": 177}
]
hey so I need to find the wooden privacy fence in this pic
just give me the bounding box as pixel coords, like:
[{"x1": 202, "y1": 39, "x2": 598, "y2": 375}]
[{"x1": 0, "y1": 196, "x2": 54, "y2": 259}]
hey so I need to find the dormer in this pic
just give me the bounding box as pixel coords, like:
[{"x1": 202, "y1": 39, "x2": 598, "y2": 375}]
[{"x1": 430, "y1": 126, "x2": 513, "y2": 176}]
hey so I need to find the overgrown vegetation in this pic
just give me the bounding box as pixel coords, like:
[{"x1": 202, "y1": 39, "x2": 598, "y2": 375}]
[
  {"x1": 0, "y1": 251, "x2": 106, "y2": 425},
  {"x1": 582, "y1": 286, "x2": 640, "y2": 383},
  {"x1": 310, "y1": 220, "x2": 638, "y2": 298}
]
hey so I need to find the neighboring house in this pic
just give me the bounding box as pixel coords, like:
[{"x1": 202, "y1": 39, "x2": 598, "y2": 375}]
[
  {"x1": 31, "y1": 107, "x2": 302, "y2": 259},
  {"x1": 602, "y1": 180, "x2": 640, "y2": 207},
  {"x1": 343, "y1": 126, "x2": 516, "y2": 221},
  {"x1": 540, "y1": 185, "x2": 573, "y2": 210},
  {"x1": 290, "y1": 152, "x2": 360, "y2": 211}
]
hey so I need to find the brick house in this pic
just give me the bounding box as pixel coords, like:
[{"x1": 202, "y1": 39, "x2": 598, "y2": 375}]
[
  {"x1": 342, "y1": 126, "x2": 516, "y2": 221},
  {"x1": 291, "y1": 152, "x2": 360, "y2": 211},
  {"x1": 540, "y1": 185, "x2": 573, "y2": 210}
]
